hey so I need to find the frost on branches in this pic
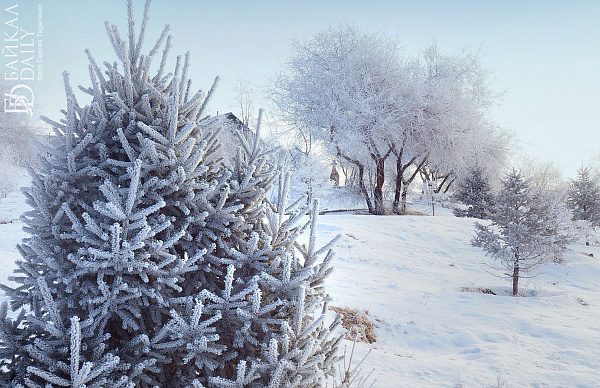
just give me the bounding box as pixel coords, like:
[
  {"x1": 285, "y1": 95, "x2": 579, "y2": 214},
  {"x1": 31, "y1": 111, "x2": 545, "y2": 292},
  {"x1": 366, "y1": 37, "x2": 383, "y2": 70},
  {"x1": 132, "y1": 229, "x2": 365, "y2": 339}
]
[
  {"x1": 453, "y1": 167, "x2": 495, "y2": 219},
  {"x1": 273, "y1": 28, "x2": 509, "y2": 216},
  {"x1": 0, "y1": 1, "x2": 341, "y2": 387},
  {"x1": 567, "y1": 166, "x2": 600, "y2": 229},
  {"x1": 471, "y1": 170, "x2": 570, "y2": 296},
  {"x1": 273, "y1": 25, "x2": 405, "y2": 215}
]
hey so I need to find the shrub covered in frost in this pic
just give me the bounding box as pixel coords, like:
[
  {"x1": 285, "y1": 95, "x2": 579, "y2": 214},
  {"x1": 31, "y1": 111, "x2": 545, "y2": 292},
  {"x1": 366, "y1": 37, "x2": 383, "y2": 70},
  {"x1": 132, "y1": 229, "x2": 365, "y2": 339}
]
[
  {"x1": 453, "y1": 167, "x2": 495, "y2": 219},
  {"x1": 567, "y1": 165, "x2": 600, "y2": 228},
  {"x1": 0, "y1": 1, "x2": 341, "y2": 387},
  {"x1": 472, "y1": 170, "x2": 570, "y2": 296}
]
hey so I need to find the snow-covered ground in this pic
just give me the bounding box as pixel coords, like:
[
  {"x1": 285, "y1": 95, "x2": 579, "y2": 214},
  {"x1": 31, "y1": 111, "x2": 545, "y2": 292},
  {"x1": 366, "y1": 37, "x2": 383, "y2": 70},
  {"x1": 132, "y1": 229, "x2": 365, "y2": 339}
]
[
  {"x1": 318, "y1": 207, "x2": 600, "y2": 387},
  {"x1": 0, "y1": 172, "x2": 30, "y2": 297},
  {"x1": 1, "y1": 182, "x2": 599, "y2": 387}
]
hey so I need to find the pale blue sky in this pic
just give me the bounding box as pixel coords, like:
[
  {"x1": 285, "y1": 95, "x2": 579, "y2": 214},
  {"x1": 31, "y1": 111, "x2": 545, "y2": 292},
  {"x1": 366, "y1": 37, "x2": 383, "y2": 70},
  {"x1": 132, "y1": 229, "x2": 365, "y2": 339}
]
[{"x1": 24, "y1": 0, "x2": 600, "y2": 178}]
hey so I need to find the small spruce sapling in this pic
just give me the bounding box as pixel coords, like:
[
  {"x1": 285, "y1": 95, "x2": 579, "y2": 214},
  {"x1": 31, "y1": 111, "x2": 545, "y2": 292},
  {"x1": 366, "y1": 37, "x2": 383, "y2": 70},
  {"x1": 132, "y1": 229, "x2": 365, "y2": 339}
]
[
  {"x1": 453, "y1": 167, "x2": 495, "y2": 219},
  {"x1": 472, "y1": 170, "x2": 570, "y2": 296},
  {"x1": 567, "y1": 165, "x2": 600, "y2": 229}
]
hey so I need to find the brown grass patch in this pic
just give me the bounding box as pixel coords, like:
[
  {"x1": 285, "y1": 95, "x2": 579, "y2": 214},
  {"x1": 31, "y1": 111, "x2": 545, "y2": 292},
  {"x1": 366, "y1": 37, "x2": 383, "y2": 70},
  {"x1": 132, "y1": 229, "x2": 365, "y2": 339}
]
[
  {"x1": 397, "y1": 210, "x2": 424, "y2": 216},
  {"x1": 459, "y1": 287, "x2": 496, "y2": 295},
  {"x1": 330, "y1": 306, "x2": 376, "y2": 344}
]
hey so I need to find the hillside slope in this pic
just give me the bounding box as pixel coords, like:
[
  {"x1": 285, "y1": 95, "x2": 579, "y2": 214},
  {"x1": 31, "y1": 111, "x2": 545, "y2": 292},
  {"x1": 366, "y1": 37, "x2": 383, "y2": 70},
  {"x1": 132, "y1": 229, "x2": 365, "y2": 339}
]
[
  {"x1": 317, "y1": 208, "x2": 600, "y2": 387},
  {"x1": 0, "y1": 185, "x2": 599, "y2": 387}
]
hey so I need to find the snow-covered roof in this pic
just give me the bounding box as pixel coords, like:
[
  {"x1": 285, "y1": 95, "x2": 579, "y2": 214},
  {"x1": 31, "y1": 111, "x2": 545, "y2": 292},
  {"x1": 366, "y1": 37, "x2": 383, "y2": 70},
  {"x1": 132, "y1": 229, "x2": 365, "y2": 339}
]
[{"x1": 206, "y1": 112, "x2": 256, "y2": 168}]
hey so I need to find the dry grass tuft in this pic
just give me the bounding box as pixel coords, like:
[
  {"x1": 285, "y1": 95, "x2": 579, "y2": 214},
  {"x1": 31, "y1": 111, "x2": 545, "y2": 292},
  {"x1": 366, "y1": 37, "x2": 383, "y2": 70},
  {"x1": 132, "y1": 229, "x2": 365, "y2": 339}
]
[
  {"x1": 398, "y1": 210, "x2": 424, "y2": 216},
  {"x1": 459, "y1": 287, "x2": 496, "y2": 295},
  {"x1": 330, "y1": 306, "x2": 376, "y2": 344}
]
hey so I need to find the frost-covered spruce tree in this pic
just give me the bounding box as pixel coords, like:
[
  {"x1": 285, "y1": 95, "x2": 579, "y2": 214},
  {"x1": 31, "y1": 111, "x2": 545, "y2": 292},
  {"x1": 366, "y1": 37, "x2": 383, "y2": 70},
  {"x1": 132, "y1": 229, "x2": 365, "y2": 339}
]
[
  {"x1": 453, "y1": 167, "x2": 495, "y2": 219},
  {"x1": 567, "y1": 166, "x2": 600, "y2": 228},
  {"x1": 472, "y1": 170, "x2": 570, "y2": 296},
  {"x1": 0, "y1": 1, "x2": 341, "y2": 387}
]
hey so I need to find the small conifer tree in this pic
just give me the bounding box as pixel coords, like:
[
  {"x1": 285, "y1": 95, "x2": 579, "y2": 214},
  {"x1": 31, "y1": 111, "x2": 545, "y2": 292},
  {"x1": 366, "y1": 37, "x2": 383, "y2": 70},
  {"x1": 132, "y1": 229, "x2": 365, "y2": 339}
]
[
  {"x1": 472, "y1": 170, "x2": 570, "y2": 296},
  {"x1": 453, "y1": 167, "x2": 495, "y2": 219},
  {"x1": 0, "y1": 2, "x2": 341, "y2": 387},
  {"x1": 567, "y1": 166, "x2": 600, "y2": 228}
]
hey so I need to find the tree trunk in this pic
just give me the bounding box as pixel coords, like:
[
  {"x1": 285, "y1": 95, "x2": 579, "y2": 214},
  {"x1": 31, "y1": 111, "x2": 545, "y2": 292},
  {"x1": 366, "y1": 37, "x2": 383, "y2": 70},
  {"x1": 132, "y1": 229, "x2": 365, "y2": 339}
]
[
  {"x1": 392, "y1": 155, "x2": 407, "y2": 214},
  {"x1": 393, "y1": 176, "x2": 402, "y2": 214},
  {"x1": 357, "y1": 163, "x2": 374, "y2": 214},
  {"x1": 434, "y1": 172, "x2": 456, "y2": 194},
  {"x1": 373, "y1": 157, "x2": 386, "y2": 215},
  {"x1": 337, "y1": 148, "x2": 373, "y2": 214},
  {"x1": 400, "y1": 157, "x2": 428, "y2": 213},
  {"x1": 512, "y1": 254, "x2": 520, "y2": 296},
  {"x1": 443, "y1": 177, "x2": 456, "y2": 194},
  {"x1": 368, "y1": 145, "x2": 393, "y2": 215},
  {"x1": 401, "y1": 183, "x2": 409, "y2": 213}
]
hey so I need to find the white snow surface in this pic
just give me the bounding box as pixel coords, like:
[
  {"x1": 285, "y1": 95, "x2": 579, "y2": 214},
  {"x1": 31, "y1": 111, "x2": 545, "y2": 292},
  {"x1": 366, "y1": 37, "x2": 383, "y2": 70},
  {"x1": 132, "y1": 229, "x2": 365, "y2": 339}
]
[
  {"x1": 0, "y1": 172, "x2": 30, "y2": 295},
  {"x1": 316, "y1": 202, "x2": 600, "y2": 387},
  {"x1": 1, "y1": 183, "x2": 599, "y2": 387}
]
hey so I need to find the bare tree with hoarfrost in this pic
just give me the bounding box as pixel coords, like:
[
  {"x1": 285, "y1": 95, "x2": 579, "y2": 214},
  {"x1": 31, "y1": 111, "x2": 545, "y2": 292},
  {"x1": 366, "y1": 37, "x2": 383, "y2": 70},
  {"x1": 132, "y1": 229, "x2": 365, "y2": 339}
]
[
  {"x1": 281, "y1": 147, "x2": 334, "y2": 203},
  {"x1": 274, "y1": 29, "x2": 509, "y2": 215},
  {"x1": 0, "y1": 80, "x2": 44, "y2": 162},
  {"x1": 0, "y1": 80, "x2": 46, "y2": 196},
  {"x1": 517, "y1": 156, "x2": 566, "y2": 195},
  {"x1": 273, "y1": 25, "x2": 407, "y2": 215},
  {"x1": 395, "y1": 42, "x2": 508, "y2": 212},
  {"x1": 0, "y1": 2, "x2": 342, "y2": 387}
]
